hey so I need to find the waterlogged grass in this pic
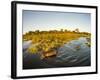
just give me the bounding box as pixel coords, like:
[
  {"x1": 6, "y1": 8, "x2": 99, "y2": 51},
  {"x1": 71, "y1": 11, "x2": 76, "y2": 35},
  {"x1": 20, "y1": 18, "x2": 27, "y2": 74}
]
[{"x1": 23, "y1": 31, "x2": 91, "y2": 55}]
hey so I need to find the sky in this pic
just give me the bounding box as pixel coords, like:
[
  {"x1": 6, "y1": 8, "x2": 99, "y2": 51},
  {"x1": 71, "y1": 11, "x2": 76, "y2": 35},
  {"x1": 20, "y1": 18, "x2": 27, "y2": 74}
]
[{"x1": 22, "y1": 10, "x2": 91, "y2": 34}]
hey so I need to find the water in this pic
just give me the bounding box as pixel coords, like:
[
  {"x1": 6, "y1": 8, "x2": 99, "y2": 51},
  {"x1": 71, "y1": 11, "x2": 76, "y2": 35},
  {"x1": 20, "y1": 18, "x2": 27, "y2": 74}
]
[
  {"x1": 23, "y1": 37, "x2": 91, "y2": 69},
  {"x1": 23, "y1": 40, "x2": 53, "y2": 69},
  {"x1": 55, "y1": 37, "x2": 90, "y2": 66},
  {"x1": 23, "y1": 40, "x2": 32, "y2": 50}
]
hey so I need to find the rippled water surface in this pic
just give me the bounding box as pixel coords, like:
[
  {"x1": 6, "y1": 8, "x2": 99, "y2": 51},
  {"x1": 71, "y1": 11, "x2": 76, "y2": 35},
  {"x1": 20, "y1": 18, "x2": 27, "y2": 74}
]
[{"x1": 23, "y1": 37, "x2": 91, "y2": 69}]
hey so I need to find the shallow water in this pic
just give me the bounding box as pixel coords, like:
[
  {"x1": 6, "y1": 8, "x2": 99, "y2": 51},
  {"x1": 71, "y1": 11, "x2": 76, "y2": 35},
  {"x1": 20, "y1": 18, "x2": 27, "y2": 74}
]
[
  {"x1": 23, "y1": 37, "x2": 91, "y2": 69},
  {"x1": 55, "y1": 37, "x2": 90, "y2": 66}
]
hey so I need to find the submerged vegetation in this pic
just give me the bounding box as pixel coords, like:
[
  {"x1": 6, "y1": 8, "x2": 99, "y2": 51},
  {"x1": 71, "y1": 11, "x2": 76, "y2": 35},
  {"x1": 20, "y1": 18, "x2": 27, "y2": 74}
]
[{"x1": 23, "y1": 29, "x2": 91, "y2": 58}]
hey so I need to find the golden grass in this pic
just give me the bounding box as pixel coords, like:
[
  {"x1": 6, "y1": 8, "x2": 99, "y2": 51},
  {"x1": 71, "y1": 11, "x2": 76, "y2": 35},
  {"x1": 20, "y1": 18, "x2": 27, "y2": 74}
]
[{"x1": 23, "y1": 31, "x2": 91, "y2": 54}]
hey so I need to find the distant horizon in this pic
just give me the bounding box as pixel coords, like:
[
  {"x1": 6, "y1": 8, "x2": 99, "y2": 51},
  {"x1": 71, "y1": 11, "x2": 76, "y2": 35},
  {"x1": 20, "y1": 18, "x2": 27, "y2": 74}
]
[
  {"x1": 23, "y1": 10, "x2": 91, "y2": 34},
  {"x1": 23, "y1": 28, "x2": 90, "y2": 34}
]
